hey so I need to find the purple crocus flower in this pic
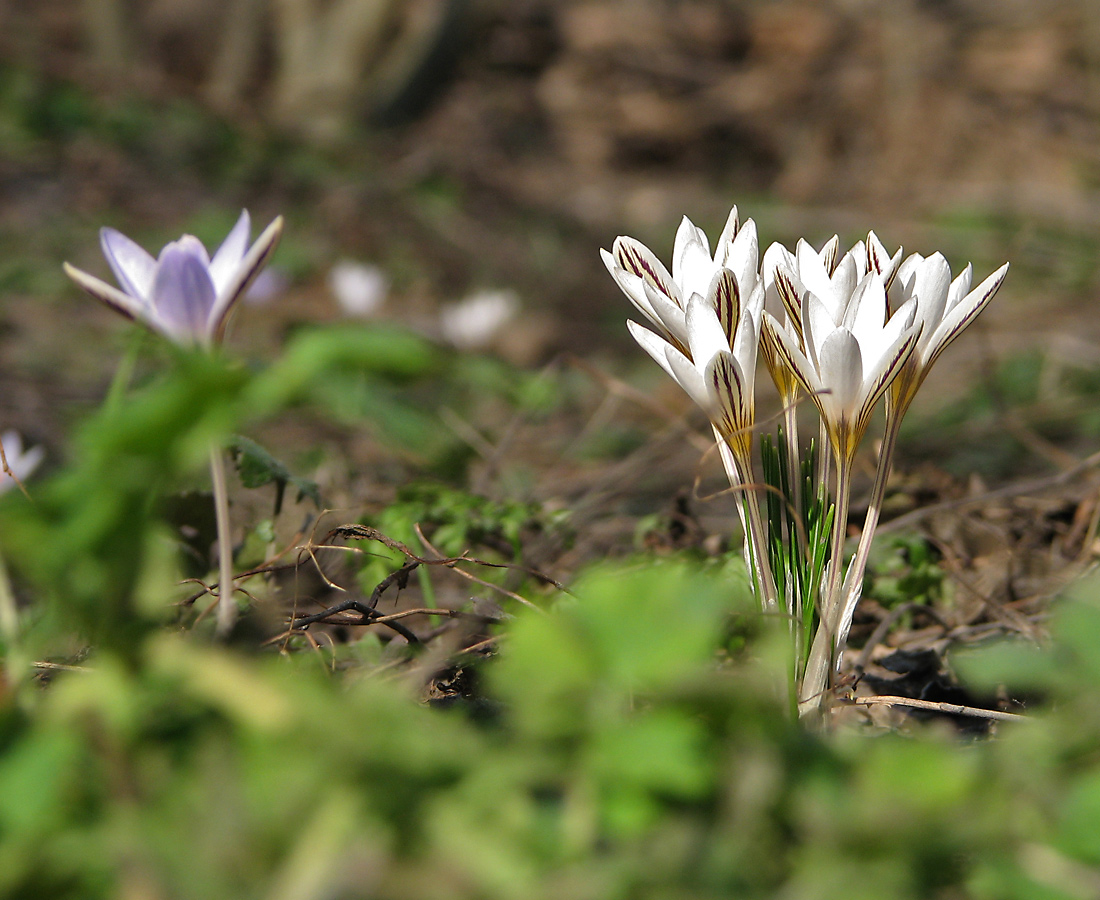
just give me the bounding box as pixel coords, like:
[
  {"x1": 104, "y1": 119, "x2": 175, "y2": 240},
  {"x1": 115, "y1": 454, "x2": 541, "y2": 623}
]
[{"x1": 64, "y1": 211, "x2": 283, "y2": 346}]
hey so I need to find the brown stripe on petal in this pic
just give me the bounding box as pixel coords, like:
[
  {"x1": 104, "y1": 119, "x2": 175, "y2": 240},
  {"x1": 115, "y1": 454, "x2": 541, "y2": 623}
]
[
  {"x1": 856, "y1": 330, "x2": 920, "y2": 440},
  {"x1": 712, "y1": 269, "x2": 741, "y2": 346},
  {"x1": 615, "y1": 238, "x2": 680, "y2": 308},
  {"x1": 867, "y1": 239, "x2": 884, "y2": 278},
  {"x1": 924, "y1": 265, "x2": 1007, "y2": 373},
  {"x1": 775, "y1": 268, "x2": 804, "y2": 336},
  {"x1": 769, "y1": 324, "x2": 816, "y2": 399},
  {"x1": 709, "y1": 354, "x2": 751, "y2": 453},
  {"x1": 821, "y1": 235, "x2": 840, "y2": 275}
]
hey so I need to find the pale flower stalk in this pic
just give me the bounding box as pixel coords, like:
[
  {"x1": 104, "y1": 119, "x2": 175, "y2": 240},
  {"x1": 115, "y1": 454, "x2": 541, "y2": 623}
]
[{"x1": 65, "y1": 211, "x2": 284, "y2": 637}]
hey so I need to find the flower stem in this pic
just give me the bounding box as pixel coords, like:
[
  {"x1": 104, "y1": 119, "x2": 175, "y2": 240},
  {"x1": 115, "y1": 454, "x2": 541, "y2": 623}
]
[
  {"x1": 209, "y1": 443, "x2": 237, "y2": 637},
  {"x1": 798, "y1": 444, "x2": 852, "y2": 713},
  {"x1": 0, "y1": 547, "x2": 19, "y2": 646},
  {"x1": 782, "y1": 399, "x2": 804, "y2": 563},
  {"x1": 715, "y1": 431, "x2": 779, "y2": 613},
  {"x1": 834, "y1": 408, "x2": 904, "y2": 651}
]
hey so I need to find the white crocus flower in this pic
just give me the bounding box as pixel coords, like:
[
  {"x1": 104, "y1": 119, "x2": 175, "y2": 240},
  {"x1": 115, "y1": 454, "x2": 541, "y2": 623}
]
[
  {"x1": 768, "y1": 270, "x2": 920, "y2": 461},
  {"x1": 63, "y1": 210, "x2": 283, "y2": 347},
  {"x1": 887, "y1": 252, "x2": 1010, "y2": 416},
  {"x1": 818, "y1": 253, "x2": 1010, "y2": 685},
  {"x1": 0, "y1": 430, "x2": 43, "y2": 495},
  {"x1": 602, "y1": 206, "x2": 758, "y2": 356},
  {"x1": 800, "y1": 250, "x2": 1009, "y2": 712},
  {"x1": 627, "y1": 270, "x2": 763, "y2": 460},
  {"x1": 606, "y1": 210, "x2": 778, "y2": 611}
]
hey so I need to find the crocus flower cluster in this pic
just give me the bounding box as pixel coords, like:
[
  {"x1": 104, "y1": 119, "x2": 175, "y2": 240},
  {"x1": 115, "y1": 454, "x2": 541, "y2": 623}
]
[{"x1": 605, "y1": 207, "x2": 1008, "y2": 712}]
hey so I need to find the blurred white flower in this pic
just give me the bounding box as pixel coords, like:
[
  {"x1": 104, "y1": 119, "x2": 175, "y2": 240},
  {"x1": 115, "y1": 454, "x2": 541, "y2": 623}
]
[
  {"x1": 244, "y1": 267, "x2": 289, "y2": 305},
  {"x1": 0, "y1": 430, "x2": 43, "y2": 494},
  {"x1": 329, "y1": 261, "x2": 389, "y2": 317},
  {"x1": 64, "y1": 211, "x2": 283, "y2": 347},
  {"x1": 440, "y1": 289, "x2": 518, "y2": 350}
]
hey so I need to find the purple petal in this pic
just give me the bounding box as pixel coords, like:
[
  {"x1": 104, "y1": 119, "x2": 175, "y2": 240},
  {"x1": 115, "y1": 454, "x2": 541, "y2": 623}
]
[
  {"x1": 64, "y1": 263, "x2": 148, "y2": 321},
  {"x1": 209, "y1": 210, "x2": 251, "y2": 294},
  {"x1": 100, "y1": 228, "x2": 157, "y2": 300},
  {"x1": 207, "y1": 216, "x2": 283, "y2": 341},
  {"x1": 150, "y1": 242, "x2": 217, "y2": 342}
]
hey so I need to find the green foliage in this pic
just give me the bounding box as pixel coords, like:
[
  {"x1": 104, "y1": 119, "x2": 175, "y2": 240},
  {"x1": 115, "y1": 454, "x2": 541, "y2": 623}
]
[
  {"x1": 10, "y1": 444, "x2": 1100, "y2": 900},
  {"x1": 863, "y1": 533, "x2": 945, "y2": 609},
  {"x1": 10, "y1": 554, "x2": 1100, "y2": 898},
  {"x1": 0, "y1": 349, "x2": 249, "y2": 657},
  {"x1": 760, "y1": 429, "x2": 833, "y2": 680},
  {"x1": 358, "y1": 482, "x2": 570, "y2": 597},
  {"x1": 229, "y1": 435, "x2": 320, "y2": 515}
]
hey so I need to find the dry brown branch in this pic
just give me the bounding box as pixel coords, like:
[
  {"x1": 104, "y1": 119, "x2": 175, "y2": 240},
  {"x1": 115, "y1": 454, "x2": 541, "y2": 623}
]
[{"x1": 850, "y1": 695, "x2": 1026, "y2": 722}]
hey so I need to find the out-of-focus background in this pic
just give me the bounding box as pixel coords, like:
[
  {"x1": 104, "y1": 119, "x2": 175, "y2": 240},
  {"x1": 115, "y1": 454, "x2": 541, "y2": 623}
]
[{"x1": 5, "y1": 0, "x2": 1100, "y2": 520}]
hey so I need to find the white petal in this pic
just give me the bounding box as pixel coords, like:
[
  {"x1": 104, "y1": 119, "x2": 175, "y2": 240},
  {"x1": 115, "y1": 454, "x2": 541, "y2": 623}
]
[
  {"x1": 642, "y1": 280, "x2": 690, "y2": 346},
  {"x1": 818, "y1": 328, "x2": 863, "y2": 422},
  {"x1": 726, "y1": 218, "x2": 759, "y2": 297},
  {"x1": 604, "y1": 252, "x2": 661, "y2": 321},
  {"x1": 829, "y1": 252, "x2": 859, "y2": 315},
  {"x1": 944, "y1": 263, "x2": 973, "y2": 315},
  {"x1": 676, "y1": 232, "x2": 716, "y2": 304},
  {"x1": 614, "y1": 236, "x2": 681, "y2": 308},
  {"x1": 731, "y1": 302, "x2": 760, "y2": 397},
  {"x1": 924, "y1": 262, "x2": 1008, "y2": 369},
  {"x1": 713, "y1": 206, "x2": 740, "y2": 263},
  {"x1": 803, "y1": 292, "x2": 835, "y2": 372},
  {"x1": 629, "y1": 320, "x2": 710, "y2": 410},
  {"x1": 795, "y1": 238, "x2": 833, "y2": 303},
  {"x1": 914, "y1": 252, "x2": 951, "y2": 334},
  {"x1": 867, "y1": 231, "x2": 903, "y2": 288},
  {"x1": 686, "y1": 294, "x2": 731, "y2": 370},
  {"x1": 843, "y1": 272, "x2": 887, "y2": 348}
]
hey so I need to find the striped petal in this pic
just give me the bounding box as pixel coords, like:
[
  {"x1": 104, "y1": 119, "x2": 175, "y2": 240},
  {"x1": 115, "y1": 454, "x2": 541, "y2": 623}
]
[
  {"x1": 924, "y1": 262, "x2": 1008, "y2": 370},
  {"x1": 707, "y1": 267, "x2": 740, "y2": 347},
  {"x1": 614, "y1": 236, "x2": 681, "y2": 308}
]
